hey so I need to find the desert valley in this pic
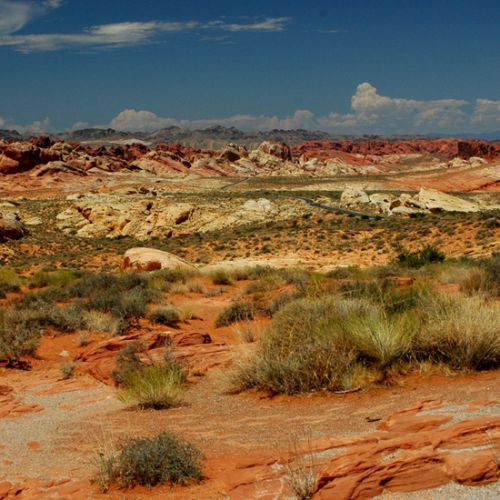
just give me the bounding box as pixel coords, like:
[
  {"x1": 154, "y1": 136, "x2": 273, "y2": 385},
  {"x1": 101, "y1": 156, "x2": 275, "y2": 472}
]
[
  {"x1": 0, "y1": 130, "x2": 498, "y2": 498},
  {"x1": 1, "y1": 0, "x2": 499, "y2": 498}
]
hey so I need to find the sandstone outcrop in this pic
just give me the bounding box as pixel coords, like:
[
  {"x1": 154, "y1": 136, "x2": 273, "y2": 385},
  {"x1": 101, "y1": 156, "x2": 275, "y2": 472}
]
[
  {"x1": 340, "y1": 187, "x2": 370, "y2": 207},
  {"x1": 292, "y1": 139, "x2": 500, "y2": 160},
  {"x1": 416, "y1": 187, "x2": 480, "y2": 213},
  {"x1": 339, "y1": 187, "x2": 483, "y2": 215},
  {"x1": 0, "y1": 211, "x2": 26, "y2": 241},
  {"x1": 122, "y1": 247, "x2": 197, "y2": 272}
]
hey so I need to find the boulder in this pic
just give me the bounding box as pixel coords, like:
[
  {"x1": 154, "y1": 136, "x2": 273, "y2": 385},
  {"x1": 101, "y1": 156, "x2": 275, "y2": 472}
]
[
  {"x1": 241, "y1": 198, "x2": 276, "y2": 213},
  {"x1": 369, "y1": 193, "x2": 398, "y2": 214},
  {"x1": 218, "y1": 144, "x2": 244, "y2": 162},
  {"x1": 257, "y1": 141, "x2": 292, "y2": 161},
  {"x1": 416, "y1": 187, "x2": 479, "y2": 213},
  {"x1": 0, "y1": 212, "x2": 26, "y2": 241},
  {"x1": 123, "y1": 247, "x2": 197, "y2": 272},
  {"x1": 340, "y1": 187, "x2": 370, "y2": 207},
  {"x1": 0, "y1": 155, "x2": 20, "y2": 174}
]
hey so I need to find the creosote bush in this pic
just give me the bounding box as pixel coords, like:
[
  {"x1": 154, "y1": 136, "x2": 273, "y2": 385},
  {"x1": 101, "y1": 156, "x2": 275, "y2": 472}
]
[{"x1": 95, "y1": 432, "x2": 202, "y2": 491}]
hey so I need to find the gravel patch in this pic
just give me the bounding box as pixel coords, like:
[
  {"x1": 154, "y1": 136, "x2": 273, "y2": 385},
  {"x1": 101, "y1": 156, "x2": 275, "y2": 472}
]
[{"x1": 0, "y1": 383, "x2": 121, "y2": 480}]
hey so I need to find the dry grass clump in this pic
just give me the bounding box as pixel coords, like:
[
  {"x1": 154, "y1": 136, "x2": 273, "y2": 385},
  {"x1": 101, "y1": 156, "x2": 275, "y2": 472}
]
[
  {"x1": 94, "y1": 432, "x2": 202, "y2": 491},
  {"x1": 209, "y1": 269, "x2": 234, "y2": 285},
  {"x1": 148, "y1": 306, "x2": 181, "y2": 327},
  {"x1": 115, "y1": 347, "x2": 186, "y2": 410},
  {"x1": 83, "y1": 310, "x2": 126, "y2": 336},
  {"x1": 233, "y1": 288, "x2": 499, "y2": 394},
  {"x1": 416, "y1": 294, "x2": 500, "y2": 370},
  {"x1": 215, "y1": 301, "x2": 254, "y2": 327}
]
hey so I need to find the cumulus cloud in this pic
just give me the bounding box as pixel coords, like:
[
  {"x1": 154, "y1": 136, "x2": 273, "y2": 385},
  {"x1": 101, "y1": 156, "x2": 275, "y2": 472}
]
[
  {"x1": 106, "y1": 83, "x2": 489, "y2": 134},
  {"x1": 0, "y1": 13, "x2": 291, "y2": 52},
  {"x1": 0, "y1": 115, "x2": 51, "y2": 133},
  {"x1": 4, "y1": 83, "x2": 499, "y2": 134},
  {"x1": 109, "y1": 108, "x2": 315, "y2": 132},
  {"x1": 325, "y1": 82, "x2": 468, "y2": 132},
  {"x1": 471, "y1": 99, "x2": 500, "y2": 127}
]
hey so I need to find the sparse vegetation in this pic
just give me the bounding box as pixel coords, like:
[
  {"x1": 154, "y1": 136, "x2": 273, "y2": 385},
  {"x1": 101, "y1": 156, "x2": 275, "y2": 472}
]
[
  {"x1": 148, "y1": 306, "x2": 181, "y2": 327},
  {"x1": 117, "y1": 349, "x2": 186, "y2": 409},
  {"x1": 396, "y1": 245, "x2": 445, "y2": 268},
  {"x1": 95, "y1": 432, "x2": 202, "y2": 491},
  {"x1": 215, "y1": 301, "x2": 254, "y2": 327},
  {"x1": 233, "y1": 281, "x2": 500, "y2": 394}
]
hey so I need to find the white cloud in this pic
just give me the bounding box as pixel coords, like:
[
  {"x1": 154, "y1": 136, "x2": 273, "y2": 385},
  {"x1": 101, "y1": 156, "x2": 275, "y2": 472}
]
[
  {"x1": 70, "y1": 121, "x2": 90, "y2": 131},
  {"x1": 0, "y1": 115, "x2": 50, "y2": 133},
  {"x1": 108, "y1": 108, "x2": 316, "y2": 132},
  {"x1": 106, "y1": 84, "x2": 498, "y2": 134},
  {"x1": 471, "y1": 99, "x2": 500, "y2": 127},
  {"x1": 318, "y1": 82, "x2": 468, "y2": 132},
  {"x1": 206, "y1": 17, "x2": 290, "y2": 32},
  {"x1": 3, "y1": 84, "x2": 499, "y2": 134},
  {"x1": 0, "y1": 15, "x2": 290, "y2": 52},
  {"x1": 0, "y1": 0, "x2": 62, "y2": 36}
]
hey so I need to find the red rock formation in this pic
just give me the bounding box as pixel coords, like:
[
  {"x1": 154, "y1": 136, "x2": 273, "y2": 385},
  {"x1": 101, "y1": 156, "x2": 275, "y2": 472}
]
[{"x1": 292, "y1": 139, "x2": 500, "y2": 160}]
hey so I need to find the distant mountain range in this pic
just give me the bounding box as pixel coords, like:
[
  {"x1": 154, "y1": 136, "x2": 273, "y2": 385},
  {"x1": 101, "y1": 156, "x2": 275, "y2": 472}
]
[{"x1": 1, "y1": 126, "x2": 498, "y2": 148}]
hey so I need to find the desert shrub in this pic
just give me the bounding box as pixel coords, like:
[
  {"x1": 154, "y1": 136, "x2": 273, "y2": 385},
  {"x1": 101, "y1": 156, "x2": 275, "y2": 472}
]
[
  {"x1": 95, "y1": 432, "x2": 202, "y2": 490},
  {"x1": 60, "y1": 362, "x2": 75, "y2": 379},
  {"x1": 234, "y1": 296, "x2": 375, "y2": 394},
  {"x1": 21, "y1": 286, "x2": 71, "y2": 306},
  {"x1": 83, "y1": 310, "x2": 127, "y2": 336},
  {"x1": 233, "y1": 321, "x2": 260, "y2": 343},
  {"x1": 70, "y1": 272, "x2": 117, "y2": 297},
  {"x1": 117, "y1": 353, "x2": 186, "y2": 409},
  {"x1": 396, "y1": 245, "x2": 445, "y2": 268},
  {"x1": 415, "y1": 295, "x2": 500, "y2": 370},
  {"x1": 186, "y1": 280, "x2": 204, "y2": 293},
  {"x1": 88, "y1": 287, "x2": 151, "y2": 319},
  {"x1": 149, "y1": 268, "x2": 196, "y2": 285},
  {"x1": 245, "y1": 274, "x2": 284, "y2": 295},
  {"x1": 233, "y1": 286, "x2": 500, "y2": 395},
  {"x1": 210, "y1": 269, "x2": 233, "y2": 286},
  {"x1": 458, "y1": 267, "x2": 491, "y2": 295},
  {"x1": 0, "y1": 308, "x2": 42, "y2": 361},
  {"x1": 343, "y1": 310, "x2": 418, "y2": 367},
  {"x1": 112, "y1": 341, "x2": 145, "y2": 384},
  {"x1": 267, "y1": 291, "x2": 299, "y2": 316},
  {"x1": 0, "y1": 282, "x2": 20, "y2": 298},
  {"x1": 29, "y1": 269, "x2": 77, "y2": 289},
  {"x1": 9, "y1": 303, "x2": 83, "y2": 335},
  {"x1": 148, "y1": 306, "x2": 180, "y2": 327},
  {"x1": 0, "y1": 268, "x2": 20, "y2": 286},
  {"x1": 215, "y1": 301, "x2": 254, "y2": 327}
]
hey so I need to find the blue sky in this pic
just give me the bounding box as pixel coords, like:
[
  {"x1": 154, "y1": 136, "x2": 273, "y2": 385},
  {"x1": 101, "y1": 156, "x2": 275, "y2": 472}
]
[{"x1": 0, "y1": 0, "x2": 499, "y2": 134}]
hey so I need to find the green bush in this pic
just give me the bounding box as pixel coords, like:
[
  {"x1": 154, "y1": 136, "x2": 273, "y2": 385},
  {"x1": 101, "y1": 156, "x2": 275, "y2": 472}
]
[
  {"x1": 233, "y1": 289, "x2": 500, "y2": 395},
  {"x1": 234, "y1": 297, "x2": 374, "y2": 394},
  {"x1": 117, "y1": 359, "x2": 186, "y2": 409},
  {"x1": 148, "y1": 306, "x2": 180, "y2": 327},
  {"x1": 210, "y1": 269, "x2": 233, "y2": 286},
  {"x1": 95, "y1": 432, "x2": 202, "y2": 490},
  {"x1": 215, "y1": 301, "x2": 254, "y2": 327},
  {"x1": 396, "y1": 245, "x2": 445, "y2": 268},
  {"x1": 0, "y1": 308, "x2": 42, "y2": 362}
]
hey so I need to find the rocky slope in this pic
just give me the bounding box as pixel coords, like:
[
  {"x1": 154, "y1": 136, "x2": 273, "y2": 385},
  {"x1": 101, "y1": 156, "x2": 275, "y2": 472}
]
[{"x1": 0, "y1": 136, "x2": 499, "y2": 183}]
